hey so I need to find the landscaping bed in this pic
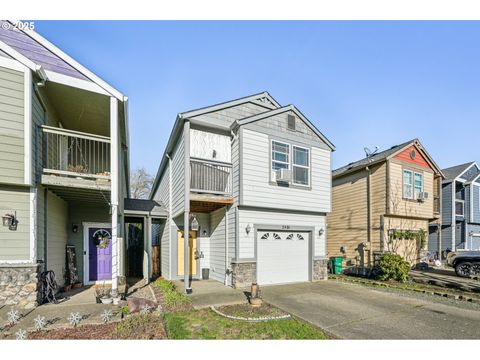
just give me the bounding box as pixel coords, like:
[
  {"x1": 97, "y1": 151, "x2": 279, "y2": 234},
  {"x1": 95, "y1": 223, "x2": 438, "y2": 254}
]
[
  {"x1": 27, "y1": 313, "x2": 166, "y2": 340},
  {"x1": 163, "y1": 307, "x2": 328, "y2": 339},
  {"x1": 215, "y1": 303, "x2": 287, "y2": 319}
]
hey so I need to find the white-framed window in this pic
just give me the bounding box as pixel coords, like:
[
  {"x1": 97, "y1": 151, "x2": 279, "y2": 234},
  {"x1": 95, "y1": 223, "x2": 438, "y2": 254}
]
[
  {"x1": 403, "y1": 169, "x2": 423, "y2": 200},
  {"x1": 271, "y1": 141, "x2": 290, "y2": 170},
  {"x1": 292, "y1": 145, "x2": 310, "y2": 186}
]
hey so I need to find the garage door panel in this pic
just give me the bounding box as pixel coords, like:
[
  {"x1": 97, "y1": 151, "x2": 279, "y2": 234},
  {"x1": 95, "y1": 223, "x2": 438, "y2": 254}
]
[{"x1": 257, "y1": 231, "x2": 309, "y2": 285}]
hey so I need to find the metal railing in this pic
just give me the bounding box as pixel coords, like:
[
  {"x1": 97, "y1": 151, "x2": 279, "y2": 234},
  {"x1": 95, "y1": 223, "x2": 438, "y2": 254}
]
[
  {"x1": 42, "y1": 125, "x2": 111, "y2": 179},
  {"x1": 190, "y1": 157, "x2": 232, "y2": 195}
]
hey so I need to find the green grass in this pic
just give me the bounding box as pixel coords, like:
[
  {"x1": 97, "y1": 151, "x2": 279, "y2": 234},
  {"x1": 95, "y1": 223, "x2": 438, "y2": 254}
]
[
  {"x1": 155, "y1": 278, "x2": 192, "y2": 312},
  {"x1": 163, "y1": 308, "x2": 328, "y2": 340}
]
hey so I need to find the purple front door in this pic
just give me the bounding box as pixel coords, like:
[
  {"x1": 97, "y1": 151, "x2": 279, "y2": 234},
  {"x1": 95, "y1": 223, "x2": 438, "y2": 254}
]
[{"x1": 89, "y1": 227, "x2": 112, "y2": 281}]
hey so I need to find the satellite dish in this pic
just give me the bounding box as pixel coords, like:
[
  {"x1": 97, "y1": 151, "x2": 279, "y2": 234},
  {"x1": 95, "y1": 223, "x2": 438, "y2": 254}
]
[{"x1": 364, "y1": 146, "x2": 379, "y2": 158}]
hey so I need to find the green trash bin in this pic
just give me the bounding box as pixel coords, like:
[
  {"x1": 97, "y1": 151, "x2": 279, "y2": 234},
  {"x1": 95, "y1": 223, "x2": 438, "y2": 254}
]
[{"x1": 330, "y1": 256, "x2": 343, "y2": 274}]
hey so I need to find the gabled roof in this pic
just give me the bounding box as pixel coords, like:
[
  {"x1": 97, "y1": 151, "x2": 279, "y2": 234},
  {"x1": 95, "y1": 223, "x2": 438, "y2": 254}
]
[
  {"x1": 179, "y1": 91, "x2": 280, "y2": 120},
  {"x1": 333, "y1": 139, "x2": 444, "y2": 178},
  {"x1": 232, "y1": 104, "x2": 335, "y2": 151},
  {"x1": 150, "y1": 92, "x2": 281, "y2": 198},
  {"x1": 0, "y1": 20, "x2": 124, "y2": 100},
  {"x1": 442, "y1": 162, "x2": 477, "y2": 181}
]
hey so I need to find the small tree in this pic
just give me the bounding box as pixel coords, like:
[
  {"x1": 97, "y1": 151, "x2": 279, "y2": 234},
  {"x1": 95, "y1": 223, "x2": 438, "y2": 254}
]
[{"x1": 130, "y1": 167, "x2": 154, "y2": 199}]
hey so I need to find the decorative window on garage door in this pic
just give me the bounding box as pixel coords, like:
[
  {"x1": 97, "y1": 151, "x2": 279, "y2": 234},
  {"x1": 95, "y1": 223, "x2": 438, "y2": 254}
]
[{"x1": 260, "y1": 233, "x2": 270, "y2": 240}]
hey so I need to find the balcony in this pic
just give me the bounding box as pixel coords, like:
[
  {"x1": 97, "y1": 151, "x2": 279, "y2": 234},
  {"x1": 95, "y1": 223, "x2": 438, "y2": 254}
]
[
  {"x1": 41, "y1": 125, "x2": 111, "y2": 192},
  {"x1": 190, "y1": 157, "x2": 233, "y2": 212}
]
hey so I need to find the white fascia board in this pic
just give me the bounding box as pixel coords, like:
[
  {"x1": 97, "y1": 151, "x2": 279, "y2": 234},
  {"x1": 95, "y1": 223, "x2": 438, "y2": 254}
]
[
  {"x1": 0, "y1": 55, "x2": 24, "y2": 72},
  {"x1": 0, "y1": 40, "x2": 37, "y2": 71},
  {"x1": 45, "y1": 70, "x2": 110, "y2": 96},
  {"x1": 12, "y1": 20, "x2": 124, "y2": 101}
]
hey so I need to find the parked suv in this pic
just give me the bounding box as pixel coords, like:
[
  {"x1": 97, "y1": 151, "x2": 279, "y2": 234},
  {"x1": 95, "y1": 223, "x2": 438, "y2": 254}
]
[{"x1": 446, "y1": 251, "x2": 480, "y2": 277}]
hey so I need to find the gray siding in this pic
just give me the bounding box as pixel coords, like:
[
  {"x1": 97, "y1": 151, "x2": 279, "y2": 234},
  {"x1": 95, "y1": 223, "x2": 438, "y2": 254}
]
[
  {"x1": 0, "y1": 185, "x2": 30, "y2": 261},
  {"x1": 442, "y1": 183, "x2": 452, "y2": 226},
  {"x1": 472, "y1": 184, "x2": 480, "y2": 224},
  {"x1": 157, "y1": 163, "x2": 171, "y2": 278},
  {"x1": 36, "y1": 186, "x2": 45, "y2": 263},
  {"x1": 46, "y1": 191, "x2": 68, "y2": 285},
  {"x1": 241, "y1": 128, "x2": 331, "y2": 213},
  {"x1": 171, "y1": 131, "x2": 185, "y2": 216},
  {"x1": 190, "y1": 102, "x2": 271, "y2": 129},
  {"x1": 232, "y1": 132, "x2": 240, "y2": 202},
  {"x1": 0, "y1": 65, "x2": 24, "y2": 185},
  {"x1": 209, "y1": 207, "x2": 227, "y2": 283},
  {"x1": 32, "y1": 91, "x2": 46, "y2": 184}
]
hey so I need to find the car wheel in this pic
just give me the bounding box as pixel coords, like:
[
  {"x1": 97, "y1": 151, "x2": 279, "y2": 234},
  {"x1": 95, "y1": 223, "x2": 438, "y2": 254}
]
[
  {"x1": 455, "y1": 262, "x2": 472, "y2": 277},
  {"x1": 472, "y1": 262, "x2": 480, "y2": 275}
]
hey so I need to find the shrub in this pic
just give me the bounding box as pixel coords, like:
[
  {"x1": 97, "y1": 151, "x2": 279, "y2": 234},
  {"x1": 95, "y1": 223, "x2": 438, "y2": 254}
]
[
  {"x1": 376, "y1": 253, "x2": 410, "y2": 282},
  {"x1": 156, "y1": 278, "x2": 176, "y2": 293}
]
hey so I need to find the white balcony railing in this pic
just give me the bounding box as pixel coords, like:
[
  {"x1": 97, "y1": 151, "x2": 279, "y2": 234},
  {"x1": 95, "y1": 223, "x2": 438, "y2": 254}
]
[
  {"x1": 42, "y1": 125, "x2": 111, "y2": 179},
  {"x1": 190, "y1": 157, "x2": 232, "y2": 195}
]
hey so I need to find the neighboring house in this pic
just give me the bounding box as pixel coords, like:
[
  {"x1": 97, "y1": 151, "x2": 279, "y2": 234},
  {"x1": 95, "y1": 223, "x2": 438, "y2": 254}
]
[
  {"x1": 430, "y1": 161, "x2": 480, "y2": 254},
  {"x1": 150, "y1": 92, "x2": 335, "y2": 291},
  {"x1": 0, "y1": 20, "x2": 131, "y2": 308},
  {"x1": 328, "y1": 139, "x2": 444, "y2": 269}
]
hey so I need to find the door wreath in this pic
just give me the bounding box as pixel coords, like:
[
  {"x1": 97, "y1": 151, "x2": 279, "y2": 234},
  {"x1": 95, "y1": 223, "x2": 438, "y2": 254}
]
[{"x1": 93, "y1": 229, "x2": 111, "y2": 249}]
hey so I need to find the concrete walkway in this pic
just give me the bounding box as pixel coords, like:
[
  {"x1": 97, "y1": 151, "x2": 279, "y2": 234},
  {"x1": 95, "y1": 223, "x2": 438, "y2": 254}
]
[
  {"x1": 174, "y1": 280, "x2": 248, "y2": 309},
  {"x1": 261, "y1": 281, "x2": 480, "y2": 339}
]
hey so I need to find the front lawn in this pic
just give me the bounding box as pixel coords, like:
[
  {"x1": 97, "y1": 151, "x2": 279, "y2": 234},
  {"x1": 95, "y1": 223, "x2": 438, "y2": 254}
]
[{"x1": 163, "y1": 308, "x2": 328, "y2": 340}]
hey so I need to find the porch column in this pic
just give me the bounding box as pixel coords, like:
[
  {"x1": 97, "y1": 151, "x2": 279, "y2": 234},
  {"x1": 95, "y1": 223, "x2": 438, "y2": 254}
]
[
  {"x1": 183, "y1": 120, "x2": 191, "y2": 293},
  {"x1": 110, "y1": 97, "x2": 119, "y2": 296}
]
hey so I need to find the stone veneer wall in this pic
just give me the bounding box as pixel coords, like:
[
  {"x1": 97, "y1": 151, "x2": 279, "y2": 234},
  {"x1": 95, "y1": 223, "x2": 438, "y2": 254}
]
[
  {"x1": 0, "y1": 263, "x2": 41, "y2": 309},
  {"x1": 231, "y1": 261, "x2": 256, "y2": 289},
  {"x1": 313, "y1": 258, "x2": 329, "y2": 281}
]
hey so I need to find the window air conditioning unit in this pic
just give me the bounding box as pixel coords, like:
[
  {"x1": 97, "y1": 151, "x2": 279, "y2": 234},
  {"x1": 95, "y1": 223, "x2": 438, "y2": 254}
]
[
  {"x1": 417, "y1": 192, "x2": 429, "y2": 202},
  {"x1": 275, "y1": 169, "x2": 292, "y2": 183}
]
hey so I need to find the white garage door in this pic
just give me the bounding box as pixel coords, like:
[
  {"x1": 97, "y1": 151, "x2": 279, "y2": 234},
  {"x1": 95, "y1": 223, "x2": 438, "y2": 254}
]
[{"x1": 257, "y1": 230, "x2": 310, "y2": 285}]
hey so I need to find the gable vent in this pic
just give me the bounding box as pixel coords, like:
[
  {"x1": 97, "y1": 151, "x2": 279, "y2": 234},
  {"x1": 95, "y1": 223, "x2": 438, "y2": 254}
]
[{"x1": 287, "y1": 114, "x2": 296, "y2": 131}]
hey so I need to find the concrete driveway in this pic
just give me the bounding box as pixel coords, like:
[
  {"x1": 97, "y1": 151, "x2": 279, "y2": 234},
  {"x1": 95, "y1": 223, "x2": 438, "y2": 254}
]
[{"x1": 261, "y1": 281, "x2": 480, "y2": 339}]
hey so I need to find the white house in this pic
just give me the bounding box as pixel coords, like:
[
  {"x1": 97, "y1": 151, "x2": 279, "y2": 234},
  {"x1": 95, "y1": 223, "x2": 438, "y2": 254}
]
[{"x1": 150, "y1": 92, "x2": 335, "y2": 292}]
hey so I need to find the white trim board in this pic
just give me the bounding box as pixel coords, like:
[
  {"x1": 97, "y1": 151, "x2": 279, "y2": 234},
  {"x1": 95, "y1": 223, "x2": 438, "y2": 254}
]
[
  {"x1": 24, "y1": 67, "x2": 32, "y2": 185},
  {"x1": 29, "y1": 188, "x2": 37, "y2": 263},
  {"x1": 0, "y1": 56, "x2": 24, "y2": 72},
  {"x1": 82, "y1": 222, "x2": 112, "y2": 285}
]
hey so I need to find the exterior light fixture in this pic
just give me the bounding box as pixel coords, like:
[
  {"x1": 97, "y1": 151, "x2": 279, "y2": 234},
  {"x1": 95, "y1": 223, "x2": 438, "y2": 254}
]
[
  {"x1": 2, "y1": 212, "x2": 17, "y2": 231},
  {"x1": 190, "y1": 215, "x2": 199, "y2": 231},
  {"x1": 319, "y1": 228, "x2": 325, "y2": 236},
  {"x1": 245, "y1": 224, "x2": 251, "y2": 235},
  {"x1": 72, "y1": 224, "x2": 79, "y2": 233}
]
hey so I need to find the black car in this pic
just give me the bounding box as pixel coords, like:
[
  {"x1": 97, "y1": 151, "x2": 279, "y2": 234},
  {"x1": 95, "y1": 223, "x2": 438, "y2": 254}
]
[{"x1": 446, "y1": 251, "x2": 480, "y2": 277}]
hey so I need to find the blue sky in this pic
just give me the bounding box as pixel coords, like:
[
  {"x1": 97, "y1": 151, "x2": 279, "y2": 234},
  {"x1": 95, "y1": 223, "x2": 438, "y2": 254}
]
[{"x1": 34, "y1": 21, "x2": 480, "y2": 175}]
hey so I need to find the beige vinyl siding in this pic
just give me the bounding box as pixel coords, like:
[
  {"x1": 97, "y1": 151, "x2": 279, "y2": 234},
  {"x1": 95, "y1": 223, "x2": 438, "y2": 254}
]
[
  {"x1": 383, "y1": 216, "x2": 428, "y2": 264},
  {"x1": 0, "y1": 66, "x2": 24, "y2": 185},
  {"x1": 46, "y1": 191, "x2": 68, "y2": 285},
  {"x1": 238, "y1": 208, "x2": 326, "y2": 259},
  {"x1": 388, "y1": 161, "x2": 434, "y2": 219},
  {"x1": 0, "y1": 185, "x2": 30, "y2": 261},
  {"x1": 328, "y1": 162, "x2": 386, "y2": 263},
  {"x1": 241, "y1": 128, "x2": 331, "y2": 213}
]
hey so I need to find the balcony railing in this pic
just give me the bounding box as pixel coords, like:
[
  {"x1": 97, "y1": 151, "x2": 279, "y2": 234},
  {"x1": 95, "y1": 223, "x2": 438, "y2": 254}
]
[
  {"x1": 42, "y1": 125, "x2": 111, "y2": 179},
  {"x1": 190, "y1": 157, "x2": 232, "y2": 195}
]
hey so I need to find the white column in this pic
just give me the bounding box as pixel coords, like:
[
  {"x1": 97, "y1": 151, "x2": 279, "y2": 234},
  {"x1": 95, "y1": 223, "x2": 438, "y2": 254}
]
[
  {"x1": 183, "y1": 120, "x2": 191, "y2": 293},
  {"x1": 110, "y1": 96, "x2": 119, "y2": 296}
]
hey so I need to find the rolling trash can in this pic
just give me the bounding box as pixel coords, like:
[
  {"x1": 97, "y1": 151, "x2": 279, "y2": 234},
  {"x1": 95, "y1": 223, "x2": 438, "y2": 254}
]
[{"x1": 330, "y1": 256, "x2": 343, "y2": 274}]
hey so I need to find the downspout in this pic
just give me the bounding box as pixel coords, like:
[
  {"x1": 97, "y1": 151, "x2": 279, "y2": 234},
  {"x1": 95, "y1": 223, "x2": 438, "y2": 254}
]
[
  {"x1": 366, "y1": 166, "x2": 372, "y2": 267},
  {"x1": 166, "y1": 153, "x2": 173, "y2": 279},
  {"x1": 225, "y1": 206, "x2": 229, "y2": 286},
  {"x1": 183, "y1": 120, "x2": 191, "y2": 294}
]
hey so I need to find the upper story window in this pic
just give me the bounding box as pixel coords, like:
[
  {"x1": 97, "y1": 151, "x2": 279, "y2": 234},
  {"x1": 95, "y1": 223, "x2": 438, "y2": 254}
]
[
  {"x1": 456, "y1": 200, "x2": 465, "y2": 217},
  {"x1": 403, "y1": 169, "x2": 423, "y2": 200},
  {"x1": 271, "y1": 140, "x2": 310, "y2": 187},
  {"x1": 272, "y1": 141, "x2": 290, "y2": 170},
  {"x1": 293, "y1": 146, "x2": 310, "y2": 186}
]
